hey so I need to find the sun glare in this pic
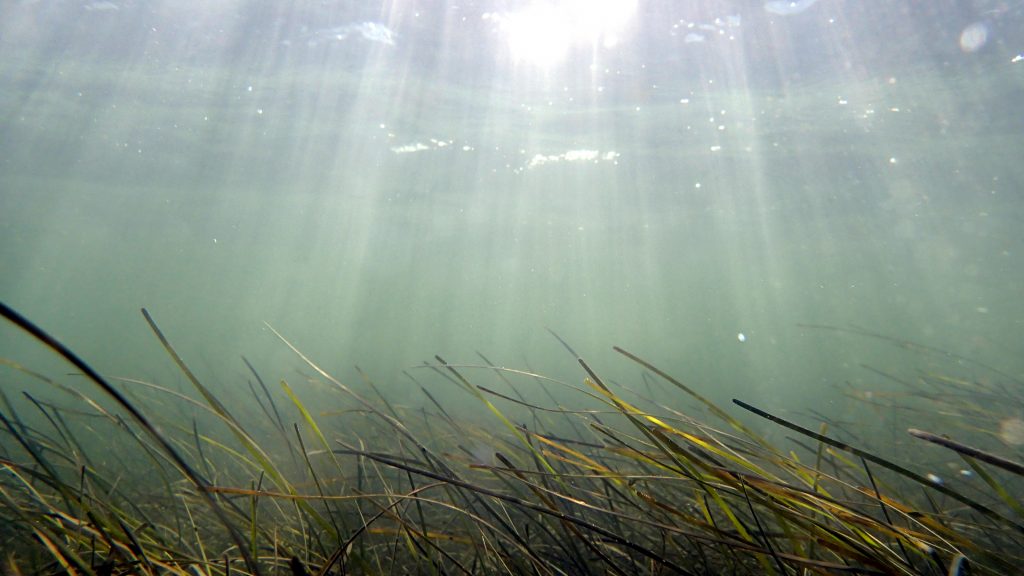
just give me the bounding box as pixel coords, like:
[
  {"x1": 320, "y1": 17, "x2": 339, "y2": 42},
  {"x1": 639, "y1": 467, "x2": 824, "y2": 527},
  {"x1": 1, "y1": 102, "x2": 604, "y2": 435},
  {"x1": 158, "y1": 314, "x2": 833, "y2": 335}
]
[{"x1": 500, "y1": 0, "x2": 637, "y2": 68}]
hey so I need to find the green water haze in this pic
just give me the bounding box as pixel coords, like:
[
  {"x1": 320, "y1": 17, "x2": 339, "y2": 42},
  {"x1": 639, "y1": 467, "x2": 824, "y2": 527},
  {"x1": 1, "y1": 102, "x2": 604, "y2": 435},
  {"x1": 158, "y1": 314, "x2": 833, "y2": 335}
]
[{"x1": 2, "y1": 0, "x2": 1024, "y2": 552}]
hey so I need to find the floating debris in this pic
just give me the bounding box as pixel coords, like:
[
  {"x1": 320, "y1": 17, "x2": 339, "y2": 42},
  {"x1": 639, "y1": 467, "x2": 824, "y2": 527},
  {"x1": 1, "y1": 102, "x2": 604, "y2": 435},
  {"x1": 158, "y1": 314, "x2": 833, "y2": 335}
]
[
  {"x1": 301, "y1": 21, "x2": 396, "y2": 47},
  {"x1": 527, "y1": 149, "x2": 619, "y2": 169},
  {"x1": 764, "y1": 0, "x2": 821, "y2": 16},
  {"x1": 672, "y1": 12, "x2": 740, "y2": 44}
]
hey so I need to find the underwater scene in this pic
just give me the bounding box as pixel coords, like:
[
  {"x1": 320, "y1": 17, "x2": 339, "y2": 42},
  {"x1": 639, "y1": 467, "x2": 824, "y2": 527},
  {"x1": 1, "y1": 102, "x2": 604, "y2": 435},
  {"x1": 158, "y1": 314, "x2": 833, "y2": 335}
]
[{"x1": 2, "y1": 0, "x2": 1024, "y2": 573}]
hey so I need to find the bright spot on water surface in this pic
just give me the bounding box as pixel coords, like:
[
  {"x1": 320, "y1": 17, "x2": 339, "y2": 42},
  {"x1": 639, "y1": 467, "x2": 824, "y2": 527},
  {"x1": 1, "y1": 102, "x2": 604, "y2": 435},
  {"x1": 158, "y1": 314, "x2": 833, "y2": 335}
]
[{"x1": 497, "y1": 0, "x2": 637, "y2": 67}]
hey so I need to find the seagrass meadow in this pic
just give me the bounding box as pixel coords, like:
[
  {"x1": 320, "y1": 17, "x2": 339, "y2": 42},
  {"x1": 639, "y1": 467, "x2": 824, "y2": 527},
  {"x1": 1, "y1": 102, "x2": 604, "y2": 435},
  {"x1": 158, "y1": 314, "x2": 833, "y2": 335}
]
[
  {"x1": 4, "y1": 2, "x2": 1024, "y2": 575},
  {"x1": 3, "y1": 300, "x2": 1023, "y2": 576}
]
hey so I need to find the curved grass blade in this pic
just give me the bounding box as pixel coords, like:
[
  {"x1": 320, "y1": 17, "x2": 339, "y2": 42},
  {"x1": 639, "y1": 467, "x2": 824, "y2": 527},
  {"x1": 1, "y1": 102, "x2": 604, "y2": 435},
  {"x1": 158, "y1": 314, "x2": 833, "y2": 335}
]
[
  {"x1": 0, "y1": 300, "x2": 261, "y2": 576},
  {"x1": 733, "y1": 398, "x2": 1024, "y2": 535},
  {"x1": 908, "y1": 428, "x2": 1024, "y2": 477}
]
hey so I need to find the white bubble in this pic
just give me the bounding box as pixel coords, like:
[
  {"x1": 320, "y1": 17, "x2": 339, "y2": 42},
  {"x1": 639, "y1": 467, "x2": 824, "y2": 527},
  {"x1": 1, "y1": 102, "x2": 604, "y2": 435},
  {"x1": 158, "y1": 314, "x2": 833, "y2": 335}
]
[
  {"x1": 737, "y1": 333, "x2": 746, "y2": 342},
  {"x1": 959, "y1": 22, "x2": 988, "y2": 53}
]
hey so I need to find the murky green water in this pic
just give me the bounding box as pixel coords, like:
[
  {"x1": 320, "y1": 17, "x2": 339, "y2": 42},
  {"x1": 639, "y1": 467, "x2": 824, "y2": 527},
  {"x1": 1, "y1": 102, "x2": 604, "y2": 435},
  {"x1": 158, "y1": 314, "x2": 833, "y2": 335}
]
[
  {"x1": 4, "y1": 4, "x2": 1024, "y2": 573},
  {"x1": 2, "y1": 0, "x2": 1023, "y2": 426}
]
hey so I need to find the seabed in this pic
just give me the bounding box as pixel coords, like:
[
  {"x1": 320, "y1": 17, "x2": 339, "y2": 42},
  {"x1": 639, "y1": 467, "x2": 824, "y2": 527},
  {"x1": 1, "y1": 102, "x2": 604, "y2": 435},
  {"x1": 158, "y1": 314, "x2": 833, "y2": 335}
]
[{"x1": 1, "y1": 301, "x2": 1021, "y2": 575}]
